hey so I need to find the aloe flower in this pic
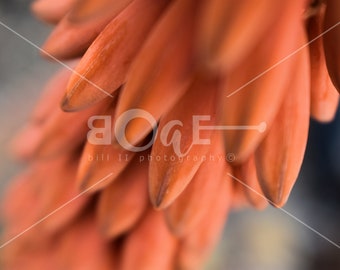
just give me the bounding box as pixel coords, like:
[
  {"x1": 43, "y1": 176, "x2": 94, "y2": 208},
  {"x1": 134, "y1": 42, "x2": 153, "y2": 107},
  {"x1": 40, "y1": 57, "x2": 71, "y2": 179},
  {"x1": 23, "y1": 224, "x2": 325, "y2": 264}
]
[{"x1": 1, "y1": 0, "x2": 340, "y2": 269}]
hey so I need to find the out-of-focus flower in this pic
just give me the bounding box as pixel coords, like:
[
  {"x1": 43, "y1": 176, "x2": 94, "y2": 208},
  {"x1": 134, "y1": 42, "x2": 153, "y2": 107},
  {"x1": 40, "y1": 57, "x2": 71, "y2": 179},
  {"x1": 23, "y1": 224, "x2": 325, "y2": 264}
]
[{"x1": 1, "y1": 0, "x2": 340, "y2": 269}]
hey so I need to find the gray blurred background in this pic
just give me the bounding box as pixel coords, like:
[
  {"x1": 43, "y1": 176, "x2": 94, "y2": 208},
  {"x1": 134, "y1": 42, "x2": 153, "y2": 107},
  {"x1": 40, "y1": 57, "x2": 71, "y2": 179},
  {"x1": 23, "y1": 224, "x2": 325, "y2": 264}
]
[
  {"x1": 0, "y1": 0, "x2": 59, "y2": 190},
  {"x1": 0, "y1": 1, "x2": 339, "y2": 269}
]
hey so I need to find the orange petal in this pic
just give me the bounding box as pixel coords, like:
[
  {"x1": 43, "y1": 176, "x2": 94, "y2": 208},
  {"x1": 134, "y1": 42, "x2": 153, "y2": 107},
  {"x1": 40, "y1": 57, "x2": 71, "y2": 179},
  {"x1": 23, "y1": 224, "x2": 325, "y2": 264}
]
[
  {"x1": 76, "y1": 102, "x2": 139, "y2": 192},
  {"x1": 165, "y1": 132, "x2": 226, "y2": 236},
  {"x1": 77, "y1": 142, "x2": 136, "y2": 192},
  {"x1": 255, "y1": 32, "x2": 310, "y2": 207},
  {"x1": 97, "y1": 152, "x2": 149, "y2": 238},
  {"x1": 232, "y1": 155, "x2": 268, "y2": 210},
  {"x1": 148, "y1": 74, "x2": 220, "y2": 209},
  {"x1": 41, "y1": 97, "x2": 111, "y2": 157},
  {"x1": 1, "y1": 154, "x2": 87, "y2": 243},
  {"x1": 1, "y1": 237, "x2": 55, "y2": 269},
  {"x1": 229, "y1": 177, "x2": 250, "y2": 209},
  {"x1": 31, "y1": 0, "x2": 77, "y2": 24},
  {"x1": 2, "y1": 170, "x2": 43, "y2": 245},
  {"x1": 55, "y1": 213, "x2": 117, "y2": 270},
  {"x1": 20, "y1": 97, "x2": 110, "y2": 160},
  {"x1": 177, "y1": 167, "x2": 232, "y2": 270},
  {"x1": 42, "y1": 4, "x2": 125, "y2": 59},
  {"x1": 36, "y1": 155, "x2": 89, "y2": 234},
  {"x1": 323, "y1": 0, "x2": 340, "y2": 93},
  {"x1": 197, "y1": 0, "x2": 295, "y2": 71},
  {"x1": 68, "y1": 0, "x2": 133, "y2": 23},
  {"x1": 114, "y1": 0, "x2": 197, "y2": 147},
  {"x1": 121, "y1": 209, "x2": 177, "y2": 270},
  {"x1": 308, "y1": 3, "x2": 339, "y2": 122},
  {"x1": 62, "y1": 0, "x2": 170, "y2": 111},
  {"x1": 221, "y1": 2, "x2": 306, "y2": 163},
  {"x1": 30, "y1": 66, "x2": 76, "y2": 123}
]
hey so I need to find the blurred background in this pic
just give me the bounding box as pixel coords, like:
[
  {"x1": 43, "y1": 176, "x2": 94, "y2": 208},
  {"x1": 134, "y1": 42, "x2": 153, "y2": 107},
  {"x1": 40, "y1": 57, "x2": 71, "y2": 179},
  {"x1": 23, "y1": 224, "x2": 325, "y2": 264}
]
[{"x1": 0, "y1": 1, "x2": 339, "y2": 269}]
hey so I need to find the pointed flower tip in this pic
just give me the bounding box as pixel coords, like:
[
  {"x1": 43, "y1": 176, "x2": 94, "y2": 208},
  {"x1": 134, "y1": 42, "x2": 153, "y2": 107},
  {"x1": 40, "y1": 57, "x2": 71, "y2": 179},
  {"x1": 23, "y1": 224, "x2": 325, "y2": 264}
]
[
  {"x1": 78, "y1": 165, "x2": 114, "y2": 194},
  {"x1": 150, "y1": 170, "x2": 179, "y2": 210},
  {"x1": 60, "y1": 95, "x2": 72, "y2": 111},
  {"x1": 40, "y1": 44, "x2": 59, "y2": 61},
  {"x1": 153, "y1": 192, "x2": 165, "y2": 210},
  {"x1": 40, "y1": 38, "x2": 56, "y2": 56},
  {"x1": 60, "y1": 94, "x2": 81, "y2": 112},
  {"x1": 269, "y1": 197, "x2": 287, "y2": 209},
  {"x1": 41, "y1": 38, "x2": 71, "y2": 60},
  {"x1": 264, "y1": 188, "x2": 288, "y2": 209},
  {"x1": 77, "y1": 169, "x2": 94, "y2": 193},
  {"x1": 151, "y1": 185, "x2": 170, "y2": 210}
]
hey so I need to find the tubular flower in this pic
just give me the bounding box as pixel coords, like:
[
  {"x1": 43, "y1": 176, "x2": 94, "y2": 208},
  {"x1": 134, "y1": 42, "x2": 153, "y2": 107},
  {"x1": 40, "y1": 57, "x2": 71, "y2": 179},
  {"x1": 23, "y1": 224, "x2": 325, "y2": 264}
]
[{"x1": 1, "y1": 0, "x2": 340, "y2": 269}]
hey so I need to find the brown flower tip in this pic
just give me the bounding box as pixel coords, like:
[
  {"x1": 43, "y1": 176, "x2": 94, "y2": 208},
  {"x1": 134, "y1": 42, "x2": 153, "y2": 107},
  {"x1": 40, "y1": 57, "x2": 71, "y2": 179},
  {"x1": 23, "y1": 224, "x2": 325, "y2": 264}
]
[
  {"x1": 165, "y1": 132, "x2": 226, "y2": 236},
  {"x1": 60, "y1": 94, "x2": 73, "y2": 112},
  {"x1": 148, "y1": 73, "x2": 219, "y2": 209},
  {"x1": 76, "y1": 142, "x2": 135, "y2": 193},
  {"x1": 114, "y1": 0, "x2": 197, "y2": 147},
  {"x1": 63, "y1": 0, "x2": 169, "y2": 111},
  {"x1": 221, "y1": 0, "x2": 305, "y2": 164},
  {"x1": 232, "y1": 155, "x2": 268, "y2": 210},
  {"x1": 255, "y1": 36, "x2": 310, "y2": 207}
]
